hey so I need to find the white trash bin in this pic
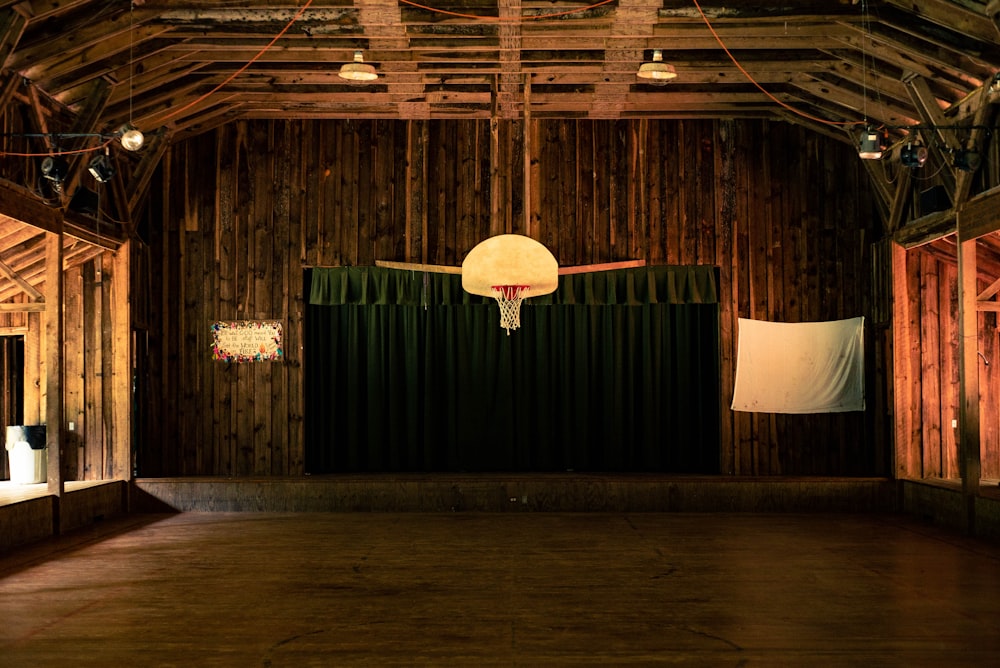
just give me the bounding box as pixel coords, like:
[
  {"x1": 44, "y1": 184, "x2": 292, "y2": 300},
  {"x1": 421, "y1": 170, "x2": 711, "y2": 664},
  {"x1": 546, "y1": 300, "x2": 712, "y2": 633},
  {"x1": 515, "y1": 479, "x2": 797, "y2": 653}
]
[{"x1": 5, "y1": 425, "x2": 46, "y2": 484}]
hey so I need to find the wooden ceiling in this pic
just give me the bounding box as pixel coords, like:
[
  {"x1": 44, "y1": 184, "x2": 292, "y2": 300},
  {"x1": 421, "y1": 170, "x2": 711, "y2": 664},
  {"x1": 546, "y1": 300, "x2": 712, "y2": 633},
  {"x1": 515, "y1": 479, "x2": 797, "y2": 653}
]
[
  {"x1": 3, "y1": 0, "x2": 999, "y2": 144},
  {"x1": 0, "y1": 0, "x2": 999, "y2": 307}
]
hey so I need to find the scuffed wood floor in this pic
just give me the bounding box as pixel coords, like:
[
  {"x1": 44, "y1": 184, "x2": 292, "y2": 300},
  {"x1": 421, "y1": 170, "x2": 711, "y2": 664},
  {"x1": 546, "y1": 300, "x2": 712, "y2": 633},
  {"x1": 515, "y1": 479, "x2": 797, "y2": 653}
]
[{"x1": 2, "y1": 512, "x2": 1000, "y2": 666}]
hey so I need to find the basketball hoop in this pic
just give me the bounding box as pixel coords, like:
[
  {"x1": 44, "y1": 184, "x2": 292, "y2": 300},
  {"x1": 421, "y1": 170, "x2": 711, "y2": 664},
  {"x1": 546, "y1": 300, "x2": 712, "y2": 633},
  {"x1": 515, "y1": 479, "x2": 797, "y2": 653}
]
[
  {"x1": 461, "y1": 234, "x2": 558, "y2": 335},
  {"x1": 492, "y1": 285, "x2": 529, "y2": 334}
]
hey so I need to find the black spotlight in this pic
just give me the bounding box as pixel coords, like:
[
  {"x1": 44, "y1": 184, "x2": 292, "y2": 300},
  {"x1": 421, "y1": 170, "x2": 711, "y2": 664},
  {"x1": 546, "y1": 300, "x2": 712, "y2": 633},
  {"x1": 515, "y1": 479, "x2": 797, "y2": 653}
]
[
  {"x1": 953, "y1": 148, "x2": 981, "y2": 173},
  {"x1": 40, "y1": 155, "x2": 68, "y2": 182},
  {"x1": 87, "y1": 153, "x2": 115, "y2": 183},
  {"x1": 899, "y1": 142, "x2": 928, "y2": 168}
]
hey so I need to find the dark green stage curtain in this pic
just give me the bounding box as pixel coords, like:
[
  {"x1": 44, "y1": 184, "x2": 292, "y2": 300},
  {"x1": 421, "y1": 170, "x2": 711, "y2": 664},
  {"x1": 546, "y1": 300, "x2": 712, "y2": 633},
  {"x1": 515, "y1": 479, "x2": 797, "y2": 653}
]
[{"x1": 305, "y1": 266, "x2": 720, "y2": 473}]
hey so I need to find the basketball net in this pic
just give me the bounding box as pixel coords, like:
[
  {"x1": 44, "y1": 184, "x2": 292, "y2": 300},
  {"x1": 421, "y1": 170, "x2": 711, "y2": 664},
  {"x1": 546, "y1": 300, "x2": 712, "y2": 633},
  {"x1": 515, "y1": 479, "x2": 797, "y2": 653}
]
[{"x1": 492, "y1": 285, "x2": 529, "y2": 335}]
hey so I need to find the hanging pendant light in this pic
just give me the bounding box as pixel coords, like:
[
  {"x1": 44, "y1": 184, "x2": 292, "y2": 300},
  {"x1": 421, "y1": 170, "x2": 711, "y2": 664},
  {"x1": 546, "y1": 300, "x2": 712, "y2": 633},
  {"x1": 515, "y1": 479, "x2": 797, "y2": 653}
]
[
  {"x1": 119, "y1": 3, "x2": 145, "y2": 152},
  {"x1": 637, "y1": 49, "x2": 677, "y2": 82},
  {"x1": 339, "y1": 51, "x2": 378, "y2": 82},
  {"x1": 118, "y1": 124, "x2": 145, "y2": 151}
]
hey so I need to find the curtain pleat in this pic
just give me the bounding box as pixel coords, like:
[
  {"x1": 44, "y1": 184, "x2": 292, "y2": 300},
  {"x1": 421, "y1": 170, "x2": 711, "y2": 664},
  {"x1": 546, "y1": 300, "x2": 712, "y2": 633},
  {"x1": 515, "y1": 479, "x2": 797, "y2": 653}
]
[{"x1": 305, "y1": 267, "x2": 720, "y2": 473}]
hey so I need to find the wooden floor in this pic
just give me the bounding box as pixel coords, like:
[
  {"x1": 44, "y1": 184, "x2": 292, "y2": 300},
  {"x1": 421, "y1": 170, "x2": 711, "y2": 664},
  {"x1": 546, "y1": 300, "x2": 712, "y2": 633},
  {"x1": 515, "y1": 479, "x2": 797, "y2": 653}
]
[{"x1": 2, "y1": 512, "x2": 1000, "y2": 666}]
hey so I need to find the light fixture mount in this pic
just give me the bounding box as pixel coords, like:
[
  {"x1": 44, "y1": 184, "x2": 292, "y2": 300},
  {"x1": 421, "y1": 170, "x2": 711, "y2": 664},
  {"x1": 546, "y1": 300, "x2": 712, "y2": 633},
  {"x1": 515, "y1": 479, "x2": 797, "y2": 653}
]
[{"x1": 339, "y1": 50, "x2": 378, "y2": 82}]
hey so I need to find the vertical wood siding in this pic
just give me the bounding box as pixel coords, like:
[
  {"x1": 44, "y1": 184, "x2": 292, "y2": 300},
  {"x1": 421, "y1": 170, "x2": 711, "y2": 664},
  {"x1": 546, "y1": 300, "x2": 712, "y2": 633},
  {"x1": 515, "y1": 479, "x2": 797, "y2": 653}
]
[
  {"x1": 905, "y1": 246, "x2": 1000, "y2": 480},
  {"x1": 136, "y1": 118, "x2": 888, "y2": 477},
  {"x1": 61, "y1": 256, "x2": 124, "y2": 481}
]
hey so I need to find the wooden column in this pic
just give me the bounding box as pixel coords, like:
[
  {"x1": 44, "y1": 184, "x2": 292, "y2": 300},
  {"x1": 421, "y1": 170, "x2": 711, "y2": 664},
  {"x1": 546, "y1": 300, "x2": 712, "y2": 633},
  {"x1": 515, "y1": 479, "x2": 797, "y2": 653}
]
[
  {"x1": 110, "y1": 243, "x2": 132, "y2": 480},
  {"x1": 523, "y1": 75, "x2": 538, "y2": 238},
  {"x1": 891, "y1": 241, "x2": 919, "y2": 478},
  {"x1": 490, "y1": 116, "x2": 501, "y2": 235},
  {"x1": 45, "y1": 228, "x2": 64, "y2": 497},
  {"x1": 957, "y1": 237, "x2": 981, "y2": 498},
  {"x1": 23, "y1": 311, "x2": 41, "y2": 424}
]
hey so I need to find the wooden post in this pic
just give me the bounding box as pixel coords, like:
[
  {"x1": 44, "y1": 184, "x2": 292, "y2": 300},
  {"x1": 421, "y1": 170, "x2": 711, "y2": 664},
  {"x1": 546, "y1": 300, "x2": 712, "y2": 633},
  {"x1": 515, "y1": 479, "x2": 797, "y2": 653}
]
[
  {"x1": 523, "y1": 74, "x2": 535, "y2": 238},
  {"x1": 111, "y1": 242, "x2": 132, "y2": 480},
  {"x1": 490, "y1": 116, "x2": 502, "y2": 236},
  {"x1": 891, "y1": 241, "x2": 919, "y2": 478},
  {"x1": 23, "y1": 311, "x2": 41, "y2": 424},
  {"x1": 957, "y1": 237, "x2": 981, "y2": 499},
  {"x1": 45, "y1": 228, "x2": 64, "y2": 497}
]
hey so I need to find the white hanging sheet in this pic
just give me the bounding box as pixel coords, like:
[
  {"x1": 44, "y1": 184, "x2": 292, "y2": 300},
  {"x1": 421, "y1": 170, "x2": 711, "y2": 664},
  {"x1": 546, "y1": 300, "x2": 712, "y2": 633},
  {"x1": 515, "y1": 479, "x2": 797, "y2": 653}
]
[{"x1": 731, "y1": 317, "x2": 865, "y2": 413}]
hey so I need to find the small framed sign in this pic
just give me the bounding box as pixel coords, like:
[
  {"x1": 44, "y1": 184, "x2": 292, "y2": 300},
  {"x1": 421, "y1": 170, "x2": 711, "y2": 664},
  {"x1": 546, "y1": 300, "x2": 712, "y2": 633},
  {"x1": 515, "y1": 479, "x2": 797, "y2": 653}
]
[{"x1": 212, "y1": 320, "x2": 283, "y2": 363}]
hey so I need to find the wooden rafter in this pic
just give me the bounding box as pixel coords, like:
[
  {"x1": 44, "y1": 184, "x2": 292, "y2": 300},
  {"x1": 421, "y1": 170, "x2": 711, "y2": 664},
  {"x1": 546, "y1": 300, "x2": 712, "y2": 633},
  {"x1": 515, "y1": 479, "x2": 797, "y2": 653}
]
[
  {"x1": 0, "y1": 8, "x2": 28, "y2": 68},
  {"x1": 985, "y1": 0, "x2": 1000, "y2": 37},
  {"x1": 885, "y1": 0, "x2": 999, "y2": 43},
  {"x1": 903, "y1": 74, "x2": 960, "y2": 192},
  {"x1": 126, "y1": 128, "x2": 170, "y2": 220},
  {"x1": 0, "y1": 252, "x2": 43, "y2": 301}
]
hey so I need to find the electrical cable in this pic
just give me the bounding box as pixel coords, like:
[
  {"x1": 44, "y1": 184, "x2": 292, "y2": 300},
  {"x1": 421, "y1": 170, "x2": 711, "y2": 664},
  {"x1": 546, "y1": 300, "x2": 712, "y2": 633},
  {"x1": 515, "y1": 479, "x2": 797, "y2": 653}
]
[
  {"x1": 156, "y1": 0, "x2": 315, "y2": 125},
  {"x1": 1, "y1": 136, "x2": 115, "y2": 158},
  {"x1": 691, "y1": 0, "x2": 864, "y2": 128}
]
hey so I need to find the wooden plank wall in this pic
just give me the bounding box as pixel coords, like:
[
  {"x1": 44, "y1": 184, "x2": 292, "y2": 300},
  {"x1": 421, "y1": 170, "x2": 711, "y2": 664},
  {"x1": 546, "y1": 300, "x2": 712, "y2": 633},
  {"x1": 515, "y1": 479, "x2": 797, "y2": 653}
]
[
  {"x1": 62, "y1": 257, "x2": 126, "y2": 481},
  {"x1": 904, "y1": 245, "x2": 1000, "y2": 480},
  {"x1": 136, "y1": 118, "x2": 888, "y2": 478},
  {"x1": 0, "y1": 256, "x2": 122, "y2": 482},
  {"x1": 0, "y1": 334, "x2": 21, "y2": 477}
]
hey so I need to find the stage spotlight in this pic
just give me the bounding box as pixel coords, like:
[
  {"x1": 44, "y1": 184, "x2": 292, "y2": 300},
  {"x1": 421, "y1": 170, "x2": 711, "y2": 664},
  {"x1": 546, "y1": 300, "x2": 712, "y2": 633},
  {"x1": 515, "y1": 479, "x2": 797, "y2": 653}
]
[
  {"x1": 41, "y1": 155, "x2": 68, "y2": 182},
  {"x1": 953, "y1": 148, "x2": 981, "y2": 173},
  {"x1": 899, "y1": 142, "x2": 927, "y2": 168},
  {"x1": 88, "y1": 153, "x2": 115, "y2": 182}
]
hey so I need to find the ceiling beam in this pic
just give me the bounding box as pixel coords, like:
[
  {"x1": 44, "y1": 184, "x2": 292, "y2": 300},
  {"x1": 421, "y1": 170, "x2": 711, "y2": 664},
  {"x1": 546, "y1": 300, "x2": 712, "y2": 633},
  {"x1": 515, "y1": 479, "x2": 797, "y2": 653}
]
[
  {"x1": 356, "y1": 0, "x2": 427, "y2": 118},
  {"x1": 0, "y1": 178, "x2": 124, "y2": 249},
  {"x1": 590, "y1": 0, "x2": 659, "y2": 119},
  {"x1": 884, "y1": 0, "x2": 1000, "y2": 44},
  {"x1": 126, "y1": 128, "x2": 170, "y2": 221},
  {"x1": 894, "y1": 209, "x2": 957, "y2": 248},
  {"x1": 0, "y1": 240, "x2": 43, "y2": 301},
  {"x1": 959, "y1": 184, "x2": 1000, "y2": 241},
  {"x1": 0, "y1": 6, "x2": 27, "y2": 67},
  {"x1": 903, "y1": 73, "x2": 958, "y2": 192},
  {"x1": 495, "y1": 0, "x2": 522, "y2": 120},
  {"x1": 989, "y1": 1, "x2": 1000, "y2": 37}
]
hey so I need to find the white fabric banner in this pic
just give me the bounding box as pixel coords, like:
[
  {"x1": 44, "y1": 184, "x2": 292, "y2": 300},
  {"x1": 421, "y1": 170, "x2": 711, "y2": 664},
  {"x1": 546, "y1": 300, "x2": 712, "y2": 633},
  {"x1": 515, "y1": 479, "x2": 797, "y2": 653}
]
[{"x1": 731, "y1": 317, "x2": 865, "y2": 413}]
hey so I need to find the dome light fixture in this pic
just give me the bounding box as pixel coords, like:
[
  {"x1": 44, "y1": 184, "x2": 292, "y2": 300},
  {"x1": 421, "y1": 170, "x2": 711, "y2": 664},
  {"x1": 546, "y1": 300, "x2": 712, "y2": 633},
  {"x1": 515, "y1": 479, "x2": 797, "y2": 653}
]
[
  {"x1": 339, "y1": 50, "x2": 378, "y2": 82},
  {"x1": 637, "y1": 49, "x2": 677, "y2": 83},
  {"x1": 118, "y1": 124, "x2": 145, "y2": 151}
]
